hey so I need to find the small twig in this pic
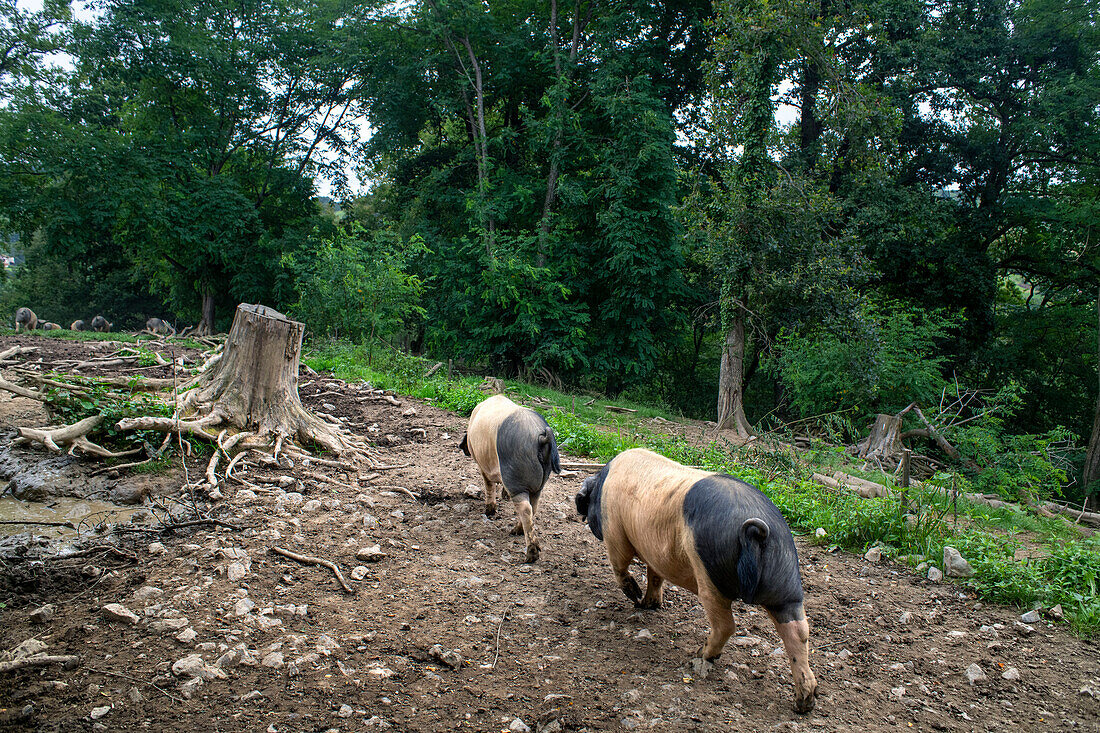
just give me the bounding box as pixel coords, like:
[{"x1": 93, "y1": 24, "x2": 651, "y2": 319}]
[
  {"x1": 380, "y1": 486, "x2": 419, "y2": 500},
  {"x1": 271, "y1": 546, "x2": 354, "y2": 593},
  {"x1": 491, "y1": 606, "x2": 512, "y2": 669},
  {"x1": 89, "y1": 457, "x2": 154, "y2": 477},
  {"x1": 83, "y1": 666, "x2": 184, "y2": 703}
]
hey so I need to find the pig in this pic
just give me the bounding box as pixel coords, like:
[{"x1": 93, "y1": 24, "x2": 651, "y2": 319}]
[
  {"x1": 70, "y1": 320, "x2": 86, "y2": 331},
  {"x1": 90, "y1": 315, "x2": 112, "y2": 332},
  {"x1": 40, "y1": 322, "x2": 62, "y2": 330},
  {"x1": 145, "y1": 317, "x2": 176, "y2": 336},
  {"x1": 575, "y1": 448, "x2": 818, "y2": 713},
  {"x1": 459, "y1": 394, "x2": 561, "y2": 563},
  {"x1": 14, "y1": 307, "x2": 37, "y2": 332}
]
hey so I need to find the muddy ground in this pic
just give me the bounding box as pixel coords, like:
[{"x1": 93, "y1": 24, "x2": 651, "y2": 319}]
[{"x1": 0, "y1": 335, "x2": 1097, "y2": 732}]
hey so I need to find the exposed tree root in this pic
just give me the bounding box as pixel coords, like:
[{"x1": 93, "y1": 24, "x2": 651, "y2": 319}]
[{"x1": 14, "y1": 415, "x2": 141, "y2": 459}]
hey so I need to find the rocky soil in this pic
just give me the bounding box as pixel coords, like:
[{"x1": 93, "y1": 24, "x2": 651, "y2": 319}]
[{"x1": 0, "y1": 335, "x2": 1098, "y2": 732}]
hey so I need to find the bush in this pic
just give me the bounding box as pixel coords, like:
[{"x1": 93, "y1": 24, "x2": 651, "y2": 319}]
[
  {"x1": 770, "y1": 301, "x2": 959, "y2": 418},
  {"x1": 284, "y1": 225, "x2": 426, "y2": 353}
]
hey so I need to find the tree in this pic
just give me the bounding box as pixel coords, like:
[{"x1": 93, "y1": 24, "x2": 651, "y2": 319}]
[
  {"x1": 690, "y1": 0, "x2": 869, "y2": 435},
  {"x1": 65, "y1": 0, "x2": 370, "y2": 332},
  {"x1": 356, "y1": 0, "x2": 708, "y2": 388},
  {"x1": 0, "y1": 0, "x2": 70, "y2": 94}
]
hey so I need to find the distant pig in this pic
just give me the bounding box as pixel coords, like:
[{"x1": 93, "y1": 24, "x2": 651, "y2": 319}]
[
  {"x1": 145, "y1": 317, "x2": 175, "y2": 336},
  {"x1": 90, "y1": 315, "x2": 112, "y2": 332},
  {"x1": 14, "y1": 307, "x2": 37, "y2": 332},
  {"x1": 460, "y1": 394, "x2": 561, "y2": 563},
  {"x1": 575, "y1": 448, "x2": 818, "y2": 713},
  {"x1": 70, "y1": 320, "x2": 86, "y2": 331},
  {"x1": 40, "y1": 322, "x2": 62, "y2": 330}
]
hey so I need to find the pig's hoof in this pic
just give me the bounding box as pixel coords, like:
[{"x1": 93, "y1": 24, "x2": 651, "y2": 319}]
[
  {"x1": 635, "y1": 598, "x2": 662, "y2": 610},
  {"x1": 695, "y1": 645, "x2": 722, "y2": 662},
  {"x1": 793, "y1": 691, "x2": 816, "y2": 714},
  {"x1": 509, "y1": 522, "x2": 524, "y2": 536},
  {"x1": 524, "y1": 544, "x2": 541, "y2": 563},
  {"x1": 484, "y1": 503, "x2": 497, "y2": 517},
  {"x1": 621, "y1": 577, "x2": 643, "y2": 602}
]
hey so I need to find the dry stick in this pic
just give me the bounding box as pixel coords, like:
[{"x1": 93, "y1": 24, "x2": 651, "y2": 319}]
[
  {"x1": 88, "y1": 457, "x2": 153, "y2": 477},
  {"x1": 271, "y1": 546, "x2": 354, "y2": 593},
  {"x1": 0, "y1": 655, "x2": 79, "y2": 674},
  {"x1": 300, "y1": 469, "x2": 360, "y2": 492},
  {"x1": 378, "y1": 485, "x2": 419, "y2": 500},
  {"x1": 491, "y1": 606, "x2": 512, "y2": 669},
  {"x1": 0, "y1": 520, "x2": 75, "y2": 528},
  {"x1": 82, "y1": 666, "x2": 184, "y2": 703}
]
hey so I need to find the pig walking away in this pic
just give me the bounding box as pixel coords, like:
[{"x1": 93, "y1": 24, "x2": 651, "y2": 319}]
[
  {"x1": 70, "y1": 320, "x2": 86, "y2": 331},
  {"x1": 90, "y1": 315, "x2": 112, "y2": 332},
  {"x1": 460, "y1": 394, "x2": 561, "y2": 563},
  {"x1": 14, "y1": 307, "x2": 37, "y2": 332},
  {"x1": 145, "y1": 317, "x2": 175, "y2": 336},
  {"x1": 575, "y1": 448, "x2": 818, "y2": 713}
]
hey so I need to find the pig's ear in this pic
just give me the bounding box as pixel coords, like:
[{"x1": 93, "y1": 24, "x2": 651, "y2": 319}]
[
  {"x1": 459, "y1": 433, "x2": 470, "y2": 457},
  {"x1": 575, "y1": 476, "x2": 595, "y2": 518}
]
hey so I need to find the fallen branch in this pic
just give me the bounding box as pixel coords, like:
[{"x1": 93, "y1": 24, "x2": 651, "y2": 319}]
[
  {"x1": 0, "y1": 655, "x2": 79, "y2": 674},
  {"x1": 0, "y1": 519, "x2": 75, "y2": 529},
  {"x1": 604, "y1": 405, "x2": 637, "y2": 414},
  {"x1": 271, "y1": 546, "x2": 354, "y2": 593}
]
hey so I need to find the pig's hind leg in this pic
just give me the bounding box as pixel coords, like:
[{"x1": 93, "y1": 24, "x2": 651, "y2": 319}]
[
  {"x1": 481, "y1": 470, "x2": 498, "y2": 517},
  {"x1": 605, "y1": 533, "x2": 643, "y2": 604},
  {"x1": 697, "y1": 587, "x2": 735, "y2": 661},
  {"x1": 638, "y1": 565, "x2": 665, "y2": 610}
]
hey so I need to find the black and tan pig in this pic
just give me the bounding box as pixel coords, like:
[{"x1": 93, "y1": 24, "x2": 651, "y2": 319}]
[
  {"x1": 460, "y1": 394, "x2": 561, "y2": 563},
  {"x1": 575, "y1": 448, "x2": 818, "y2": 713}
]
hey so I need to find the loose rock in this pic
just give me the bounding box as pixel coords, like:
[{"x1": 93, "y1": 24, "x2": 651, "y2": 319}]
[
  {"x1": 965, "y1": 663, "x2": 988, "y2": 685},
  {"x1": 943, "y1": 546, "x2": 975, "y2": 578},
  {"x1": 28, "y1": 604, "x2": 56, "y2": 624},
  {"x1": 102, "y1": 603, "x2": 140, "y2": 625},
  {"x1": 1020, "y1": 610, "x2": 1041, "y2": 624},
  {"x1": 428, "y1": 644, "x2": 463, "y2": 669},
  {"x1": 1001, "y1": 667, "x2": 1021, "y2": 681},
  {"x1": 864, "y1": 547, "x2": 882, "y2": 563},
  {"x1": 357, "y1": 545, "x2": 385, "y2": 563},
  {"x1": 927, "y1": 566, "x2": 944, "y2": 582}
]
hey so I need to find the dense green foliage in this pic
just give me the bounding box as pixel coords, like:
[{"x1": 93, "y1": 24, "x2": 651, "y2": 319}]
[{"x1": 1, "y1": 0, "x2": 1098, "y2": 501}]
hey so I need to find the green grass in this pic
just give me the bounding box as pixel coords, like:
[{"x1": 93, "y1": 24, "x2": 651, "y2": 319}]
[
  {"x1": 312, "y1": 338, "x2": 1100, "y2": 634},
  {"x1": 0, "y1": 327, "x2": 206, "y2": 349}
]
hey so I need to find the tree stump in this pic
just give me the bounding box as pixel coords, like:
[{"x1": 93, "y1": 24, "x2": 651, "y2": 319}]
[
  {"x1": 856, "y1": 413, "x2": 903, "y2": 462},
  {"x1": 120, "y1": 304, "x2": 368, "y2": 460}
]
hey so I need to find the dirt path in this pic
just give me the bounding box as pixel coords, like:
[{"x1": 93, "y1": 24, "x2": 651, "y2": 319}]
[{"x1": 0, "y1": 336, "x2": 1097, "y2": 732}]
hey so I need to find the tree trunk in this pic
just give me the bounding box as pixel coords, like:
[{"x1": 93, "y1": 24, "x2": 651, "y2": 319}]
[
  {"x1": 1083, "y1": 287, "x2": 1100, "y2": 509},
  {"x1": 198, "y1": 290, "x2": 216, "y2": 336},
  {"x1": 856, "y1": 413, "x2": 903, "y2": 462},
  {"x1": 716, "y1": 307, "x2": 754, "y2": 437},
  {"x1": 178, "y1": 303, "x2": 360, "y2": 456}
]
